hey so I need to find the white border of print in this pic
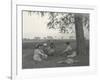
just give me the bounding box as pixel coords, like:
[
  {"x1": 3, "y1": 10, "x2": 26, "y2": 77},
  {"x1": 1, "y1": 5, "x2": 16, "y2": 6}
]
[{"x1": 11, "y1": 3, "x2": 97, "y2": 80}]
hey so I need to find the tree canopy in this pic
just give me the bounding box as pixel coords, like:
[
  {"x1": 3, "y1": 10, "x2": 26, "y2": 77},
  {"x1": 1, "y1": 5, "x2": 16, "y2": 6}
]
[{"x1": 28, "y1": 11, "x2": 89, "y2": 34}]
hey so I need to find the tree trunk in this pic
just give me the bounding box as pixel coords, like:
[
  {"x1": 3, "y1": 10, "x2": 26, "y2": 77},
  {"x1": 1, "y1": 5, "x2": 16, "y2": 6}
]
[{"x1": 74, "y1": 13, "x2": 86, "y2": 55}]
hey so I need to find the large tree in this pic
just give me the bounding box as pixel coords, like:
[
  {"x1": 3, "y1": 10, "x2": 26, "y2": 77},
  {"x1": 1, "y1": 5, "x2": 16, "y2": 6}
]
[{"x1": 74, "y1": 13, "x2": 88, "y2": 55}]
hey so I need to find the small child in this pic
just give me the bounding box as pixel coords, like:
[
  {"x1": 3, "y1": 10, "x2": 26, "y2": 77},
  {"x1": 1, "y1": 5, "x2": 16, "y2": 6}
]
[{"x1": 47, "y1": 42, "x2": 56, "y2": 56}]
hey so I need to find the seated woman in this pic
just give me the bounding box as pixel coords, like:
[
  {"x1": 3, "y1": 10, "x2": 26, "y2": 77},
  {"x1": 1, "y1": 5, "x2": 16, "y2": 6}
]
[
  {"x1": 33, "y1": 44, "x2": 48, "y2": 62},
  {"x1": 43, "y1": 43, "x2": 48, "y2": 55}
]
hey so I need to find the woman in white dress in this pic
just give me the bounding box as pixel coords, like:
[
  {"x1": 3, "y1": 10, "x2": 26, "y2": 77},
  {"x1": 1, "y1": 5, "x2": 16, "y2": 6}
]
[{"x1": 33, "y1": 44, "x2": 48, "y2": 62}]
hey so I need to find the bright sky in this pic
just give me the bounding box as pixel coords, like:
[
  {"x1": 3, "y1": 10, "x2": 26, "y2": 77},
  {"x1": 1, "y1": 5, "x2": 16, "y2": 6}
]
[{"x1": 23, "y1": 11, "x2": 89, "y2": 39}]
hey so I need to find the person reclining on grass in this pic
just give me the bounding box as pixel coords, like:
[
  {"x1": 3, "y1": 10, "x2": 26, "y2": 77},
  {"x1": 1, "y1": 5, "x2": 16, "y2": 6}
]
[{"x1": 33, "y1": 44, "x2": 48, "y2": 62}]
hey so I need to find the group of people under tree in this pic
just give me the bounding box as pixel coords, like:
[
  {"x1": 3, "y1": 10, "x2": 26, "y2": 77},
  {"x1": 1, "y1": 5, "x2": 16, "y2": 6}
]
[
  {"x1": 28, "y1": 12, "x2": 89, "y2": 59},
  {"x1": 33, "y1": 41, "x2": 77, "y2": 63}
]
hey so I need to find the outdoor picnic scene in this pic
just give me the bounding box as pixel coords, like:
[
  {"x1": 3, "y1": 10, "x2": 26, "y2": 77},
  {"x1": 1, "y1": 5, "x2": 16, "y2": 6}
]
[{"x1": 22, "y1": 11, "x2": 89, "y2": 69}]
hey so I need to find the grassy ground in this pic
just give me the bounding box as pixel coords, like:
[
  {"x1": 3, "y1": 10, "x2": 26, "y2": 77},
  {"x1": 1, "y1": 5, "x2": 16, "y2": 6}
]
[{"x1": 22, "y1": 39, "x2": 89, "y2": 69}]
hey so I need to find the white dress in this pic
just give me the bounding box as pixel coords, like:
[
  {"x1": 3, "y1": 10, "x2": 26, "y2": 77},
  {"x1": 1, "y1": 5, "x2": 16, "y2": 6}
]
[{"x1": 33, "y1": 49, "x2": 47, "y2": 61}]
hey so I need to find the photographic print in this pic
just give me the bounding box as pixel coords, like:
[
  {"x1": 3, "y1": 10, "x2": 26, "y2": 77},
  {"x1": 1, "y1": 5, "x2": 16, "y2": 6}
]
[{"x1": 22, "y1": 10, "x2": 89, "y2": 69}]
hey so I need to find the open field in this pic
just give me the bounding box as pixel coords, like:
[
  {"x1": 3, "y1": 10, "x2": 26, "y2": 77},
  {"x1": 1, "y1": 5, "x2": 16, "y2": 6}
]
[{"x1": 22, "y1": 39, "x2": 89, "y2": 69}]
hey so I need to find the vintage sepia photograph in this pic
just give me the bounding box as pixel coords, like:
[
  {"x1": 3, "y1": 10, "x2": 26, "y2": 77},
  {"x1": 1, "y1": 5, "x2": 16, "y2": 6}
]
[{"x1": 22, "y1": 10, "x2": 89, "y2": 69}]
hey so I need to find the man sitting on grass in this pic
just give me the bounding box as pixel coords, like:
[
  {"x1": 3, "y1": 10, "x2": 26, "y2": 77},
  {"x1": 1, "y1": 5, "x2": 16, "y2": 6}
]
[
  {"x1": 62, "y1": 42, "x2": 72, "y2": 56},
  {"x1": 62, "y1": 42, "x2": 76, "y2": 57},
  {"x1": 57, "y1": 42, "x2": 77, "y2": 64}
]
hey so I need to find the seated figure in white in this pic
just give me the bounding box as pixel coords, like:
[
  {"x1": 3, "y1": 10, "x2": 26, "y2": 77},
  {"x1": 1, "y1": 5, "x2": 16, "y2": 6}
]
[{"x1": 33, "y1": 44, "x2": 48, "y2": 62}]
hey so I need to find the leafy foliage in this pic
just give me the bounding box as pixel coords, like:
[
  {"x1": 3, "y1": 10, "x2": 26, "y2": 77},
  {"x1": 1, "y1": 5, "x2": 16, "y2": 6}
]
[
  {"x1": 47, "y1": 12, "x2": 75, "y2": 33},
  {"x1": 28, "y1": 11, "x2": 89, "y2": 33}
]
